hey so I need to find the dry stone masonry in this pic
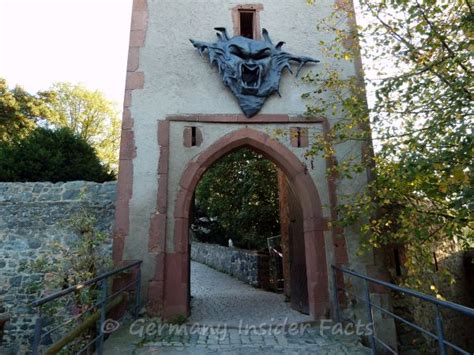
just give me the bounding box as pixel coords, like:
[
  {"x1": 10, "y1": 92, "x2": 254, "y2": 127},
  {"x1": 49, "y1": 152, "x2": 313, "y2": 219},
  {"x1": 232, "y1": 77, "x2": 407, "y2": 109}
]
[
  {"x1": 0, "y1": 181, "x2": 116, "y2": 354},
  {"x1": 191, "y1": 241, "x2": 267, "y2": 287}
]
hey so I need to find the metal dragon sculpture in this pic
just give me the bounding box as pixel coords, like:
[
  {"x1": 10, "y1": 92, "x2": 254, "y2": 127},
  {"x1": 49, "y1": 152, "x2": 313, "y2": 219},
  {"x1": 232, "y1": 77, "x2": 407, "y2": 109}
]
[{"x1": 191, "y1": 28, "x2": 319, "y2": 117}]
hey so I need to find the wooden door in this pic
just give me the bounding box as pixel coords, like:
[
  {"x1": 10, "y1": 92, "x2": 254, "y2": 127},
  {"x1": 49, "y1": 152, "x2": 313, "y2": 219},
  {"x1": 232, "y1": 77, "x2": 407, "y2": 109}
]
[{"x1": 287, "y1": 183, "x2": 309, "y2": 314}]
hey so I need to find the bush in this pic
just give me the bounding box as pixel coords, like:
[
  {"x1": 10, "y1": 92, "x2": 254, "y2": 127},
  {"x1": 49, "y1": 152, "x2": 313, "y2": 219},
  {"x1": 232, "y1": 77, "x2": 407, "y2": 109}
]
[{"x1": 0, "y1": 127, "x2": 114, "y2": 182}]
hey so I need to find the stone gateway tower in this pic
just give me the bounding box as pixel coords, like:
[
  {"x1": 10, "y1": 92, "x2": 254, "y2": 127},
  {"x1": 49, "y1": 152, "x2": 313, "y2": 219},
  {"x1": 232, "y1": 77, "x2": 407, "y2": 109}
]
[{"x1": 114, "y1": 0, "x2": 390, "y2": 325}]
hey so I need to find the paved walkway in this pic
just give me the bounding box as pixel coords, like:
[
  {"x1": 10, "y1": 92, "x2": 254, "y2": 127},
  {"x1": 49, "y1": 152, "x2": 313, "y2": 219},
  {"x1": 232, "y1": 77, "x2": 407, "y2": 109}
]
[
  {"x1": 104, "y1": 261, "x2": 370, "y2": 354},
  {"x1": 105, "y1": 323, "x2": 370, "y2": 354},
  {"x1": 189, "y1": 261, "x2": 312, "y2": 326}
]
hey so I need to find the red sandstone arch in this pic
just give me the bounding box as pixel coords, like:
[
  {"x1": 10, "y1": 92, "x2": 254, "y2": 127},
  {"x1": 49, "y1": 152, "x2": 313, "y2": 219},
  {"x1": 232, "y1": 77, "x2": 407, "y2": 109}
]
[{"x1": 163, "y1": 128, "x2": 330, "y2": 319}]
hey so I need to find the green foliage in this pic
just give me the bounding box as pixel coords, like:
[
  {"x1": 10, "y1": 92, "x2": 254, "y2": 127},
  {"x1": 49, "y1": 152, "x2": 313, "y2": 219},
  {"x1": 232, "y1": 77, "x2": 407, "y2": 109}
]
[
  {"x1": 25, "y1": 206, "x2": 113, "y2": 351},
  {"x1": 0, "y1": 78, "x2": 56, "y2": 142},
  {"x1": 194, "y1": 148, "x2": 280, "y2": 250},
  {"x1": 305, "y1": 0, "x2": 473, "y2": 293},
  {"x1": 28, "y1": 207, "x2": 111, "y2": 299},
  {"x1": 168, "y1": 314, "x2": 188, "y2": 325},
  {"x1": 0, "y1": 127, "x2": 114, "y2": 182},
  {"x1": 47, "y1": 82, "x2": 121, "y2": 172},
  {"x1": 0, "y1": 79, "x2": 120, "y2": 174}
]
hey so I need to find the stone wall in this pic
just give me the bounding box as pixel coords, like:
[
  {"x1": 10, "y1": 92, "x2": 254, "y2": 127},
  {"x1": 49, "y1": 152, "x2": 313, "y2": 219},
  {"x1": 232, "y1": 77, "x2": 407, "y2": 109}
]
[
  {"x1": 394, "y1": 244, "x2": 474, "y2": 353},
  {"x1": 0, "y1": 181, "x2": 116, "y2": 354},
  {"x1": 191, "y1": 241, "x2": 268, "y2": 287}
]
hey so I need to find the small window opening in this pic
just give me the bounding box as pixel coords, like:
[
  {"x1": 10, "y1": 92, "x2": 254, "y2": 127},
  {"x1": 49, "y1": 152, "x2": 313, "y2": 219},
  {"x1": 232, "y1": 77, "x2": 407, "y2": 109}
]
[
  {"x1": 394, "y1": 248, "x2": 402, "y2": 276},
  {"x1": 290, "y1": 127, "x2": 308, "y2": 148},
  {"x1": 191, "y1": 127, "x2": 197, "y2": 146},
  {"x1": 239, "y1": 11, "x2": 255, "y2": 39}
]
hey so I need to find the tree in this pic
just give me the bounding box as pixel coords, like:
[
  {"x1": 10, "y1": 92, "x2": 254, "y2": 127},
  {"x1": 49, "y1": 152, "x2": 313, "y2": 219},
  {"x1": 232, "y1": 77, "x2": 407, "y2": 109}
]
[
  {"x1": 47, "y1": 82, "x2": 121, "y2": 172},
  {"x1": 0, "y1": 127, "x2": 114, "y2": 182},
  {"x1": 194, "y1": 148, "x2": 280, "y2": 250},
  {"x1": 0, "y1": 78, "x2": 56, "y2": 142},
  {"x1": 0, "y1": 80, "x2": 120, "y2": 174},
  {"x1": 304, "y1": 0, "x2": 473, "y2": 292}
]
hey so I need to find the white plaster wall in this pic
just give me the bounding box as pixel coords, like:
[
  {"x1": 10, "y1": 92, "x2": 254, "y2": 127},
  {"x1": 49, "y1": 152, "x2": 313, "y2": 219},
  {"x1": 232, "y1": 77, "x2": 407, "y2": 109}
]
[
  {"x1": 125, "y1": 0, "x2": 366, "y2": 285},
  {"x1": 139, "y1": 0, "x2": 355, "y2": 117},
  {"x1": 166, "y1": 122, "x2": 329, "y2": 250}
]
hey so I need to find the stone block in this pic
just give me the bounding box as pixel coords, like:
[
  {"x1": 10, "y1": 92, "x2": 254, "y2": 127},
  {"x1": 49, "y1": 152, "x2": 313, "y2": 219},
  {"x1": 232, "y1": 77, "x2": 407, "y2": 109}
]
[
  {"x1": 0, "y1": 181, "x2": 116, "y2": 351},
  {"x1": 62, "y1": 189, "x2": 81, "y2": 200}
]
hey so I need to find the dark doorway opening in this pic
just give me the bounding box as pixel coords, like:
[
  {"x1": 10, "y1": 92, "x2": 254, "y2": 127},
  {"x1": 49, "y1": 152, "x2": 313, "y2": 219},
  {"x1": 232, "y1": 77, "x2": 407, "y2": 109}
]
[
  {"x1": 239, "y1": 11, "x2": 255, "y2": 39},
  {"x1": 165, "y1": 128, "x2": 330, "y2": 320},
  {"x1": 189, "y1": 147, "x2": 309, "y2": 323}
]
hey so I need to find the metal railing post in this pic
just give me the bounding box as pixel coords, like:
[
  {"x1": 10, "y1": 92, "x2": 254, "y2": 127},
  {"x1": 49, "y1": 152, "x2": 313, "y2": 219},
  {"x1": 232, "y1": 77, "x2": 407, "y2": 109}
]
[
  {"x1": 29, "y1": 261, "x2": 142, "y2": 354},
  {"x1": 96, "y1": 279, "x2": 107, "y2": 355},
  {"x1": 134, "y1": 264, "x2": 141, "y2": 318},
  {"x1": 364, "y1": 279, "x2": 377, "y2": 355},
  {"x1": 435, "y1": 305, "x2": 447, "y2": 355},
  {"x1": 330, "y1": 265, "x2": 474, "y2": 354},
  {"x1": 31, "y1": 315, "x2": 42, "y2": 355},
  {"x1": 331, "y1": 266, "x2": 341, "y2": 323}
]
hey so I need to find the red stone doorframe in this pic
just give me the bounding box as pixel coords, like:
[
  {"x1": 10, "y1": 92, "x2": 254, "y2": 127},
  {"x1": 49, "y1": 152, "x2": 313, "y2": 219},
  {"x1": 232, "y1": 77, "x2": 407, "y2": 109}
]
[{"x1": 162, "y1": 127, "x2": 330, "y2": 319}]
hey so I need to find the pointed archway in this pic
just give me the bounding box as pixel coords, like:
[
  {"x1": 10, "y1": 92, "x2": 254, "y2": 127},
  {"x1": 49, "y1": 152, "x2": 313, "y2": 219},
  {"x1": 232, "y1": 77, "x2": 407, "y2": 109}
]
[{"x1": 163, "y1": 128, "x2": 330, "y2": 320}]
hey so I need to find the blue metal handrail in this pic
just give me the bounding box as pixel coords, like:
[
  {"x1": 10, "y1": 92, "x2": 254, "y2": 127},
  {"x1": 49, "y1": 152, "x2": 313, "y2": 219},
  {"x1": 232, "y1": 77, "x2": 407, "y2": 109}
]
[
  {"x1": 332, "y1": 265, "x2": 474, "y2": 355},
  {"x1": 31, "y1": 260, "x2": 142, "y2": 355}
]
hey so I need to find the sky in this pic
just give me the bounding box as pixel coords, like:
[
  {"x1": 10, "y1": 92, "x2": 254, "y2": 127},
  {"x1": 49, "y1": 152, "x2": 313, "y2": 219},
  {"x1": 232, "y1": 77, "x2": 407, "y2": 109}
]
[
  {"x1": 0, "y1": 0, "x2": 375, "y2": 112},
  {"x1": 0, "y1": 0, "x2": 133, "y2": 108}
]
